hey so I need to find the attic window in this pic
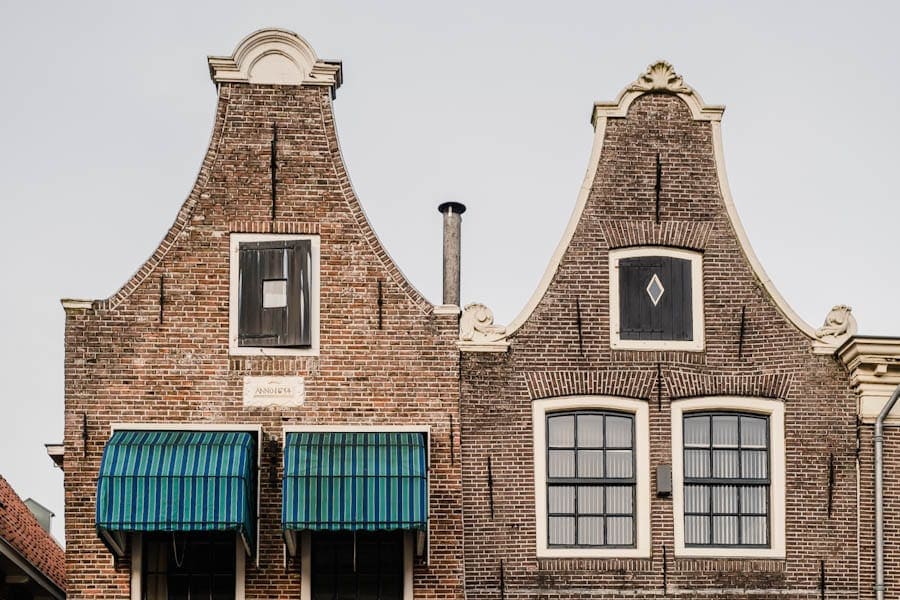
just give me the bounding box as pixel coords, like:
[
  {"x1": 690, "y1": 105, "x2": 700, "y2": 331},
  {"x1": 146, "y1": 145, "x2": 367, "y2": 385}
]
[
  {"x1": 609, "y1": 247, "x2": 704, "y2": 351},
  {"x1": 229, "y1": 234, "x2": 320, "y2": 356}
]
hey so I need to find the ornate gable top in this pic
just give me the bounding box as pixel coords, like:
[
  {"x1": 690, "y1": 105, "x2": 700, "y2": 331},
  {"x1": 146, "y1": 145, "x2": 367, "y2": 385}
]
[
  {"x1": 592, "y1": 59, "x2": 723, "y2": 124},
  {"x1": 208, "y1": 28, "x2": 342, "y2": 94},
  {"x1": 628, "y1": 60, "x2": 693, "y2": 94}
]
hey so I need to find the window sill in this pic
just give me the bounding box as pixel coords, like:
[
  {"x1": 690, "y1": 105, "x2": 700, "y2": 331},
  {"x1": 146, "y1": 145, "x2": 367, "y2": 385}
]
[
  {"x1": 674, "y1": 547, "x2": 785, "y2": 560},
  {"x1": 610, "y1": 338, "x2": 704, "y2": 352},
  {"x1": 229, "y1": 343, "x2": 319, "y2": 357},
  {"x1": 536, "y1": 547, "x2": 651, "y2": 559}
]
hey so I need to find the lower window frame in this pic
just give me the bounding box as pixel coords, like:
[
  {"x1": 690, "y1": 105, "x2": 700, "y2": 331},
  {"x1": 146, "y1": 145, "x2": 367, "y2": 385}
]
[
  {"x1": 670, "y1": 396, "x2": 786, "y2": 559},
  {"x1": 532, "y1": 396, "x2": 651, "y2": 558},
  {"x1": 299, "y1": 531, "x2": 415, "y2": 600},
  {"x1": 130, "y1": 532, "x2": 246, "y2": 600}
]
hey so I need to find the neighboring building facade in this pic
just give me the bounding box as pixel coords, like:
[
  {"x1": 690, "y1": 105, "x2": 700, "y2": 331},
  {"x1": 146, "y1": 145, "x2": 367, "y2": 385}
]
[
  {"x1": 61, "y1": 29, "x2": 463, "y2": 600},
  {"x1": 454, "y1": 64, "x2": 900, "y2": 599},
  {"x1": 0, "y1": 477, "x2": 65, "y2": 600},
  {"x1": 60, "y1": 29, "x2": 900, "y2": 600}
]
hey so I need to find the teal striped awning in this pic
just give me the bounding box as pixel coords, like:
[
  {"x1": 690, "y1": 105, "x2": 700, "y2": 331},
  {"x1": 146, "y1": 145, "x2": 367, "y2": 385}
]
[
  {"x1": 282, "y1": 432, "x2": 428, "y2": 534},
  {"x1": 96, "y1": 430, "x2": 256, "y2": 556}
]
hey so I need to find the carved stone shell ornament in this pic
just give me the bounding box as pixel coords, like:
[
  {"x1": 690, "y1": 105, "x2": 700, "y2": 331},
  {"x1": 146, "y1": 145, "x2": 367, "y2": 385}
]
[
  {"x1": 460, "y1": 303, "x2": 506, "y2": 343},
  {"x1": 628, "y1": 60, "x2": 693, "y2": 95}
]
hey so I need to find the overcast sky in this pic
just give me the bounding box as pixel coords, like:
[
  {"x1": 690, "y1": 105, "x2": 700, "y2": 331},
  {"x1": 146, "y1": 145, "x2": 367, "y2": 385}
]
[{"x1": 1, "y1": 0, "x2": 897, "y2": 543}]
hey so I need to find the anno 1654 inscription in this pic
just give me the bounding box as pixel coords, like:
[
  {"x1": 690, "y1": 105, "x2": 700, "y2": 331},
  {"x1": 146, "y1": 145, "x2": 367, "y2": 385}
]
[{"x1": 242, "y1": 376, "x2": 305, "y2": 407}]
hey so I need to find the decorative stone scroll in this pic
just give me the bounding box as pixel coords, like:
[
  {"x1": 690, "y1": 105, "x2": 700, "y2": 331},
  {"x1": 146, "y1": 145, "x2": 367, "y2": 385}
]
[
  {"x1": 812, "y1": 305, "x2": 857, "y2": 354},
  {"x1": 460, "y1": 303, "x2": 506, "y2": 343},
  {"x1": 628, "y1": 61, "x2": 693, "y2": 95}
]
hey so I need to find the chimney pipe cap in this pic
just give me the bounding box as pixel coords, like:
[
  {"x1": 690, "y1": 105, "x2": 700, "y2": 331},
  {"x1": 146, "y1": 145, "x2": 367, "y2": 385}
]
[{"x1": 438, "y1": 201, "x2": 467, "y2": 215}]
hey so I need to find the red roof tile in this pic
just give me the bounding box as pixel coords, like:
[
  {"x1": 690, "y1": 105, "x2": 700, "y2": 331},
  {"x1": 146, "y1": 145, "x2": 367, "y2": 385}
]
[{"x1": 0, "y1": 475, "x2": 66, "y2": 592}]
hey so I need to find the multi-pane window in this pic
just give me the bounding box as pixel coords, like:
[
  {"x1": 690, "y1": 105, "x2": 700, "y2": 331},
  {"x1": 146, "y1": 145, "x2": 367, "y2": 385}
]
[
  {"x1": 682, "y1": 413, "x2": 769, "y2": 547},
  {"x1": 546, "y1": 411, "x2": 635, "y2": 547},
  {"x1": 311, "y1": 531, "x2": 403, "y2": 600},
  {"x1": 143, "y1": 533, "x2": 236, "y2": 600}
]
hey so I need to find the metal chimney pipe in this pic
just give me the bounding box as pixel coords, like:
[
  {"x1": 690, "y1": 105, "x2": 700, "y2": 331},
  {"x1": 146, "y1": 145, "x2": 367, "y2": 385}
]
[{"x1": 438, "y1": 202, "x2": 466, "y2": 306}]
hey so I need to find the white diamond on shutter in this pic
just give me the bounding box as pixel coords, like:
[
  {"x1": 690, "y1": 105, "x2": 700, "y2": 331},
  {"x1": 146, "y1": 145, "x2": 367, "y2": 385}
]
[{"x1": 646, "y1": 274, "x2": 665, "y2": 306}]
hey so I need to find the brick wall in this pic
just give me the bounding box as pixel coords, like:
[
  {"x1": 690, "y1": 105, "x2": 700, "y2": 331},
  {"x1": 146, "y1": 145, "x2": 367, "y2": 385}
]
[
  {"x1": 459, "y1": 93, "x2": 859, "y2": 598},
  {"x1": 63, "y1": 83, "x2": 464, "y2": 599}
]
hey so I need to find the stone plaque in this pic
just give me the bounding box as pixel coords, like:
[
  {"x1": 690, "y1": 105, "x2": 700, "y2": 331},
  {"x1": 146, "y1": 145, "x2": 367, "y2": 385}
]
[{"x1": 243, "y1": 376, "x2": 305, "y2": 407}]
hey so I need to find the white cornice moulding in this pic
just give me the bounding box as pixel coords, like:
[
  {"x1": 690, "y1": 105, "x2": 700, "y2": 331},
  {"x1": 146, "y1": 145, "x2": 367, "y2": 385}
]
[
  {"x1": 592, "y1": 61, "x2": 724, "y2": 124},
  {"x1": 433, "y1": 304, "x2": 462, "y2": 316},
  {"x1": 838, "y1": 336, "x2": 900, "y2": 424},
  {"x1": 60, "y1": 298, "x2": 93, "y2": 312},
  {"x1": 208, "y1": 28, "x2": 342, "y2": 94}
]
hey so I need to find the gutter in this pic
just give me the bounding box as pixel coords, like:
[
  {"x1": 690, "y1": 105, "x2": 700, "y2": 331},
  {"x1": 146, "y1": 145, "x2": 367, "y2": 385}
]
[{"x1": 874, "y1": 384, "x2": 900, "y2": 600}]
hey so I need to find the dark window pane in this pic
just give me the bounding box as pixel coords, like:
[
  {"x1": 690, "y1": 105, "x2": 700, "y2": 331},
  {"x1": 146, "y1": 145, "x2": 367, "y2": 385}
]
[
  {"x1": 577, "y1": 516, "x2": 604, "y2": 545},
  {"x1": 684, "y1": 449, "x2": 710, "y2": 478},
  {"x1": 685, "y1": 516, "x2": 710, "y2": 545},
  {"x1": 605, "y1": 416, "x2": 632, "y2": 448},
  {"x1": 606, "y1": 516, "x2": 633, "y2": 545},
  {"x1": 577, "y1": 486, "x2": 604, "y2": 514},
  {"x1": 548, "y1": 415, "x2": 575, "y2": 447},
  {"x1": 576, "y1": 414, "x2": 604, "y2": 447},
  {"x1": 577, "y1": 450, "x2": 604, "y2": 477},
  {"x1": 712, "y1": 449, "x2": 740, "y2": 478},
  {"x1": 684, "y1": 485, "x2": 709, "y2": 514},
  {"x1": 712, "y1": 516, "x2": 740, "y2": 545},
  {"x1": 712, "y1": 416, "x2": 739, "y2": 447},
  {"x1": 549, "y1": 486, "x2": 575, "y2": 514},
  {"x1": 742, "y1": 516, "x2": 768, "y2": 545},
  {"x1": 549, "y1": 450, "x2": 575, "y2": 478},
  {"x1": 606, "y1": 450, "x2": 633, "y2": 478},
  {"x1": 740, "y1": 416, "x2": 767, "y2": 448},
  {"x1": 740, "y1": 486, "x2": 768, "y2": 515},
  {"x1": 742, "y1": 450, "x2": 768, "y2": 478},
  {"x1": 311, "y1": 532, "x2": 403, "y2": 600},
  {"x1": 606, "y1": 486, "x2": 633, "y2": 515},
  {"x1": 549, "y1": 516, "x2": 575, "y2": 545},
  {"x1": 711, "y1": 485, "x2": 738, "y2": 514},
  {"x1": 684, "y1": 416, "x2": 710, "y2": 447}
]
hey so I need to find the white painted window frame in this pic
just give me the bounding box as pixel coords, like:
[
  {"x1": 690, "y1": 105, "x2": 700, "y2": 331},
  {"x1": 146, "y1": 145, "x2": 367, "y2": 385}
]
[
  {"x1": 608, "y1": 246, "x2": 705, "y2": 352},
  {"x1": 670, "y1": 397, "x2": 786, "y2": 558},
  {"x1": 111, "y1": 422, "x2": 262, "y2": 600},
  {"x1": 229, "y1": 233, "x2": 321, "y2": 356},
  {"x1": 532, "y1": 396, "x2": 651, "y2": 558},
  {"x1": 283, "y1": 425, "x2": 429, "y2": 600}
]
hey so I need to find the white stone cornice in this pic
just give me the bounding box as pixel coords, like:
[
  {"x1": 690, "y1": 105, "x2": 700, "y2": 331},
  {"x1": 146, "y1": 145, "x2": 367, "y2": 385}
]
[
  {"x1": 592, "y1": 60, "x2": 725, "y2": 125},
  {"x1": 208, "y1": 28, "x2": 342, "y2": 94},
  {"x1": 838, "y1": 336, "x2": 900, "y2": 424},
  {"x1": 60, "y1": 298, "x2": 93, "y2": 312}
]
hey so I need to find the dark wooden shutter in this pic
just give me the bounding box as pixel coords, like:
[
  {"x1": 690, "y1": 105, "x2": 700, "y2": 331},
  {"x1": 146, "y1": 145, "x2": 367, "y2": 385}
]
[
  {"x1": 238, "y1": 239, "x2": 312, "y2": 347},
  {"x1": 618, "y1": 255, "x2": 692, "y2": 341}
]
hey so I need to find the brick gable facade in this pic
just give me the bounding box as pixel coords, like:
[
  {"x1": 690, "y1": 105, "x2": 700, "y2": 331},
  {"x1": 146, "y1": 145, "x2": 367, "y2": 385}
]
[
  {"x1": 458, "y1": 91, "x2": 860, "y2": 597},
  {"x1": 62, "y1": 36, "x2": 464, "y2": 599},
  {"x1": 59, "y1": 30, "x2": 900, "y2": 600}
]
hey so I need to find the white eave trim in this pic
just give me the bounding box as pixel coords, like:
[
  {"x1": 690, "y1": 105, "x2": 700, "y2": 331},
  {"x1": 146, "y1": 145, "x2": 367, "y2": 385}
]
[
  {"x1": 0, "y1": 538, "x2": 65, "y2": 600},
  {"x1": 60, "y1": 298, "x2": 93, "y2": 311}
]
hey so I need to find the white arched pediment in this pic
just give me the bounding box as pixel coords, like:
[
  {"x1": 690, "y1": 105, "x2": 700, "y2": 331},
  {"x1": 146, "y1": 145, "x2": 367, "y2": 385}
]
[{"x1": 207, "y1": 28, "x2": 341, "y2": 93}]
